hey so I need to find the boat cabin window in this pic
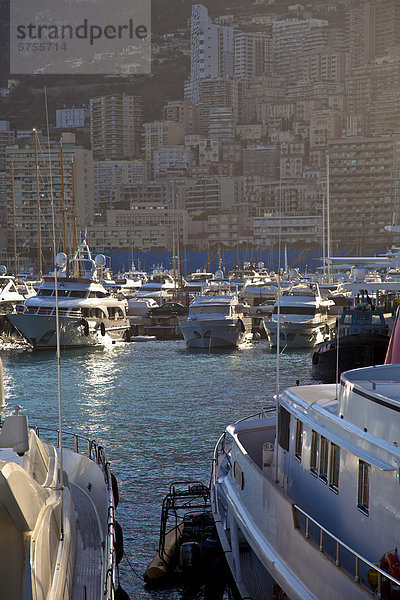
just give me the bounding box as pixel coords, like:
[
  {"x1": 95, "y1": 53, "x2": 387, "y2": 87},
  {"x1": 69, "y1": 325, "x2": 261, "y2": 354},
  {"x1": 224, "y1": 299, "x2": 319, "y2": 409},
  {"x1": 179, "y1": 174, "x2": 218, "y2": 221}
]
[
  {"x1": 81, "y1": 307, "x2": 107, "y2": 319},
  {"x1": 329, "y1": 443, "x2": 340, "y2": 493},
  {"x1": 357, "y1": 460, "x2": 370, "y2": 516},
  {"x1": 273, "y1": 306, "x2": 316, "y2": 315},
  {"x1": 278, "y1": 406, "x2": 290, "y2": 452},
  {"x1": 310, "y1": 430, "x2": 319, "y2": 475},
  {"x1": 38, "y1": 289, "x2": 53, "y2": 296},
  {"x1": 295, "y1": 419, "x2": 303, "y2": 461},
  {"x1": 319, "y1": 437, "x2": 329, "y2": 483},
  {"x1": 108, "y1": 306, "x2": 125, "y2": 319},
  {"x1": 69, "y1": 290, "x2": 87, "y2": 298},
  {"x1": 57, "y1": 289, "x2": 69, "y2": 297},
  {"x1": 190, "y1": 305, "x2": 230, "y2": 316}
]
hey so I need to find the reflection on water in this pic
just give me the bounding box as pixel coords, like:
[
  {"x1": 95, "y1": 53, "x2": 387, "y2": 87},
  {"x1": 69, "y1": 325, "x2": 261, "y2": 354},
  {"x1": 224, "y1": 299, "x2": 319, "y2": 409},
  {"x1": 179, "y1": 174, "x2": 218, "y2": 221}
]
[{"x1": 0, "y1": 339, "x2": 314, "y2": 599}]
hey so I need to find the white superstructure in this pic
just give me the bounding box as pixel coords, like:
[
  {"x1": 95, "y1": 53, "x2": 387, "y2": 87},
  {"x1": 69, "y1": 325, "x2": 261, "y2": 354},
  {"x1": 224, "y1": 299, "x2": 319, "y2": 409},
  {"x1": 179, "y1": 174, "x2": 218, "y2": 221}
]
[
  {"x1": 179, "y1": 293, "x2": 252, "y2": 349},
  {"x1": 8, "y1": 241, "x2": 130, "y2": 349},
  {"x1": 0, "y1": 361, "x2": 122, "y2": 599},
  {"x1": 211, "y1": 362, "x2": 400, "y2": 600},
  {"x1": 263, "y1": 282, "x2": 336, "y2": 348}
]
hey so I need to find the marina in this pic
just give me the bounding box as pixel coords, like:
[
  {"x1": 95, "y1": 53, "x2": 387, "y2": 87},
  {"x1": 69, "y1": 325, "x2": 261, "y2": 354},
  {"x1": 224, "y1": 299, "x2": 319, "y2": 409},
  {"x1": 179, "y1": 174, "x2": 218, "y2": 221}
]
[{"x1": 4, "y1": 1, "x2": 400, "y2": 596}]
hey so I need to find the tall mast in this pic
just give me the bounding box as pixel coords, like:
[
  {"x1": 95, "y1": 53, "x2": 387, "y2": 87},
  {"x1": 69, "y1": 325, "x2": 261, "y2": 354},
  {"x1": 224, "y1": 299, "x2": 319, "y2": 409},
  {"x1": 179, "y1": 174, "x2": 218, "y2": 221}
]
[
  {"x1": 326, "y1": 152, "x2": 332, "y2": 283},
  {"x1": 322, "y1": 194, "x2": 326, "y2": 281},
  {"x1": 11, "y1": 162, "x2": 17, "y2": 277},
  {"x1": 33, "y1": 129, "x2": 42, "y2": 279},
  {"x1": 60, "y1": 140, "x2": 66, "y2": 254},
  {"x1": 71, "y1": 159, "x2": 77, "y2": 252}
]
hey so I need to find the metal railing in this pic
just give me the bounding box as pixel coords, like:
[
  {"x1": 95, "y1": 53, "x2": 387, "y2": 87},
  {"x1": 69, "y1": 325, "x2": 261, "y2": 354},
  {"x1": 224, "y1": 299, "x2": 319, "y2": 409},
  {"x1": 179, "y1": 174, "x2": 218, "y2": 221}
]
[
  {"x1": 212, "y1": 410, "x2": 273, "y2": 512},
  {"x1": 292, "y1": 503, "x2": 400, "y2": 599}
]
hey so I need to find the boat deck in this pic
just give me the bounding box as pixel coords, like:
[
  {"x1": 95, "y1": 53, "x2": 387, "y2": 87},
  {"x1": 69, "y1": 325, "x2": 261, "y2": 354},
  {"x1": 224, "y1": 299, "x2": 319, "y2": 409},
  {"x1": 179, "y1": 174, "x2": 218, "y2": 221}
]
[
  {"x1": 240, "y1": 546, "x2": 272, "y2": 600},
  {"x1": 71, "y1": 483, "x2": 103, "y2": 600}
]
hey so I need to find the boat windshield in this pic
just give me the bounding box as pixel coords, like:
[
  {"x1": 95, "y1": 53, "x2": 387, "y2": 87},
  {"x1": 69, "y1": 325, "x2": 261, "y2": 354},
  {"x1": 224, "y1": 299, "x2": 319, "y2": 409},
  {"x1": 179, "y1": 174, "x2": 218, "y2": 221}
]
[
  {"x1": 274, "y1": 306, "x2": 316, "y2": 315},
  {"x1": 190, "y1": 305, "x2": 231, "y2": 316},
  {"x1": 341, "y1": 312, "x2": 384, "y2": 325}
]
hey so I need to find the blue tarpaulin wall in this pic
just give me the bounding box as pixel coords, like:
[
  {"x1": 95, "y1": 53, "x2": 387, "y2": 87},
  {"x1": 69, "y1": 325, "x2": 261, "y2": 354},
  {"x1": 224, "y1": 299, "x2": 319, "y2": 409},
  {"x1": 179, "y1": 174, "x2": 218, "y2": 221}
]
[{"x1": 102, "y1": 248, "x2": 353, "y2": 275}]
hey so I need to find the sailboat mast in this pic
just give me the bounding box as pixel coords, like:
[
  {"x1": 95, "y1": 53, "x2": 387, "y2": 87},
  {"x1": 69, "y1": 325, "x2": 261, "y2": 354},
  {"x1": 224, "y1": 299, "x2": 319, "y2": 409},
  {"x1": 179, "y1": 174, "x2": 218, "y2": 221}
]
[
  {"x1": 44, "y1": 85, "x2": 64, "y2": 538},
  {"x1": 176, "y1": 209, "x2": 184, "y2": 300},
  {"x1": 11, "y1": 162, "x2": 18, "y2": 277},
  {"x1": 326, "y1": 152, "x2": 332, "y2": 283},
  {"x1": 322, "y1": 194, "x2": 326, "y2": 281},
  {"x1": 33, "y1": 129, "x2": 43, "y2": 279},
  {"x1": 60, "y1": 140, "x2": 67, "y2": 254},
  {"x1": 71, "y1": 159, "x2": 77, "y2": 254}
]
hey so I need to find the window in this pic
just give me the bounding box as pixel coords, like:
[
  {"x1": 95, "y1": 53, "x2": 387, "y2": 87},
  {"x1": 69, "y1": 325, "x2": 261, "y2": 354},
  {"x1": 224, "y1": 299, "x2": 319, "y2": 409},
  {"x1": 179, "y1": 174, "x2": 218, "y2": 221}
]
[
  {"x1": 357, "y1": 460, "x2": 370, "y2": 515},
  {"x1": 329, "y1": 443, "x2": 340, "y2": 492},
  {"x1": 319, "y1": 437, "x2": 329, "y2": 482},
  {"x1": 310, "y1": 430, "x2": 319, "y2": 475},
  {"x1": 278, "y1": 406, "x2": 290, "y2": 452},
  {"x1": 295, "y1": 419, "x2": 303, "y2": 461}
]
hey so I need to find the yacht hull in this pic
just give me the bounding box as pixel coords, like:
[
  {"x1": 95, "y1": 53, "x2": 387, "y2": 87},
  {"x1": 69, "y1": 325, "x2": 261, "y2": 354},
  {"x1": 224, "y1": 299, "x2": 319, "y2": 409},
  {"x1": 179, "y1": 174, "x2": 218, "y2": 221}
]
[
  {"x1": 7, "y1": 313, "x2": 129, "y2": 349},
  {"x1": 212, "y1": 418, "x2": 372, "y2": 600},
  {"x1": 264, "y1": 318, "x2": 336, "y2": 349},
  {"x1": 179, "y1": 318, "x2": 250, "y2": 349},
  {"x1": 312, "y1": 333, "x2": 390, "y2": 382}
]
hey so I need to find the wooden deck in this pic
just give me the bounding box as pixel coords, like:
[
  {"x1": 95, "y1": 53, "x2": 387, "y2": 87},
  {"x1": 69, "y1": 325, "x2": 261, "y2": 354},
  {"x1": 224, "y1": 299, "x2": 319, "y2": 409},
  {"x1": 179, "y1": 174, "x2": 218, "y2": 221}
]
[{"x1": 70, "y1": 483, "x2": 104, "y2": 600}]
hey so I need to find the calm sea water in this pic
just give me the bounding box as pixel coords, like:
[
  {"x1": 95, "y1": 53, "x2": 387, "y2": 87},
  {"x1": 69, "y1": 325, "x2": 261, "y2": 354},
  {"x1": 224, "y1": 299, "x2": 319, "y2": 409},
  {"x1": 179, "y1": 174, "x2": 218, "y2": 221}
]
[{"x1": 0, "y1": 339, "x2": 316, "y2": 599}]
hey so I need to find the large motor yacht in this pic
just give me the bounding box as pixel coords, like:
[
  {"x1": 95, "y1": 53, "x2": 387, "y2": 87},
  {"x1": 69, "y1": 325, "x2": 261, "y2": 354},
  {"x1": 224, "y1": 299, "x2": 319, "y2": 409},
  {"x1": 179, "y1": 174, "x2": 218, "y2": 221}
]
[
  {"x1": 0, "y1": 359, "x2": 124, "y2": 599},
  {"x1": 263, "y1": 283, "x2": 336, "y2": 348},
  {"x1": 8, "y1": 241, "x2": 131, "y2": 349},
  {"x1": 312, "y1": 301, "x2": 390, "y2": 382},
  {"x1": 179, "y1": 292, "x2": 252, "y2": 349},
  {"x1": 134, "y1": 270, "x2": 177, "y2": 304},
  {"x1": 211, "y1": 338, "x2": 400, "y2": 599}
]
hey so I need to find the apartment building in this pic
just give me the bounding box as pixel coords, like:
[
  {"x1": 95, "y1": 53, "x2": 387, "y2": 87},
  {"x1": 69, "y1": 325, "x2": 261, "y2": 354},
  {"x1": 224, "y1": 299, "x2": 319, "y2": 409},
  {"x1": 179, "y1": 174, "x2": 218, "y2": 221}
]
[
  {"x1": 143, "y1": 121, "x2": 185, "y2": 162},
  {"x1": 254, "y1": 214, "x2": 322, "y2": 247},
  {"x1": 272, "y1": 18, "x2": 328, "y2": 84},
  {"x1": 189, "y1": 4, "x2": 235, "y2": 105},
  {"x1": 56, "y1": 107, "x2": 89, "y2": 129},
  {"x1": 88, "y1": 207, "x2": 188, "y2": 252},
  {"x1": 346, "y1": 0, "x2": 400, "y2": 68},
  {"x1": 5, "y1": 133, "x2": 93, "y2": 266},
  {"x1": 198, "y1": 77, "x2": 240, "y2": 135},
  {"x1": 161, "y1": 100, "x2": 199, "y2": 134},
  {"x1": 328, "y1": 135, "x2": 400, "y2": 250},
  {"x1": 90, "y1": 94, "x2": 143, "y2": 160},
  {"x1": 234, "y1": 31, "x2": 272, "y2": 79}
]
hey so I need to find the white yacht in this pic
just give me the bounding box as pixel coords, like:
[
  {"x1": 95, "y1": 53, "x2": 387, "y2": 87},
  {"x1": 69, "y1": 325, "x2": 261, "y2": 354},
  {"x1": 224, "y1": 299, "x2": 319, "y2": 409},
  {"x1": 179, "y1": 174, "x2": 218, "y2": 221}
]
[
  {"x1": 184, "y1": 271, "x2": 213, "y2": 296},
  {"x1": 134, "y1": 270, "x2": 177, "y2": 304},
  {"x1": 0, "y1": 268, "x2": 31, "y2": 313},
  {"x1": 211, "y1": 358, "x2": 400, "y2": 599},
  {"x1": 8, "y1": 241, "x2": 131, "y2": 349},
  {"x1": 0, "y1": 359, "x2": 124, "y2": 599},
  {"x1": 263, "y1": 283, "x2": 336, "y2": 348},
  {"x1": 179, "y1": 293, "x2": 252, "y2": 349}
]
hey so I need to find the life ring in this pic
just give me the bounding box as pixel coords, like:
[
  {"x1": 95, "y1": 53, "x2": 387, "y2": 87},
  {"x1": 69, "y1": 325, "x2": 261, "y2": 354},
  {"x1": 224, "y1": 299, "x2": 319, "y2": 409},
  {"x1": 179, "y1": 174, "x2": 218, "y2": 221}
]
[
  {"x1": 100, "y1": 321, "x2": 106, "y2": 336},
  {"x1": 80, "y1": 318, "x2": 89, "y2": 337},
  {"x1": 380, "y1": 551, "x2": 400, "y2": 600}
]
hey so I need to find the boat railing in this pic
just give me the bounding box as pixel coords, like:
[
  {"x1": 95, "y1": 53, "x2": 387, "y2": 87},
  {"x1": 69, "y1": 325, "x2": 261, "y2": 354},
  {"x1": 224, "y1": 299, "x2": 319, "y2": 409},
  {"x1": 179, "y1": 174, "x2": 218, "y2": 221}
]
[
  {"x1": 292, "y1": 503, "x2": 399, "y2": 599},
  {"x1": 34, "y1": 426, "x2": 117, "y2": 599},
  {"x1": 212, "y1": 410, "x2": 274, "y2": 513},
  {"x1": 23, "y1": 307, "x2": 83, "y2": 317}
]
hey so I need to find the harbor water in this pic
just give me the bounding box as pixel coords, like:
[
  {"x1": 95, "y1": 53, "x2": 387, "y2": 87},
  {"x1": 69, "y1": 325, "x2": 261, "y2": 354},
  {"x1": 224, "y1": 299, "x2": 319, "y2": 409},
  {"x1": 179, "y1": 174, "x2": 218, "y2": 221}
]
[{"x1": 1, "y1": 339, "x2": 316, "y2": 599}]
